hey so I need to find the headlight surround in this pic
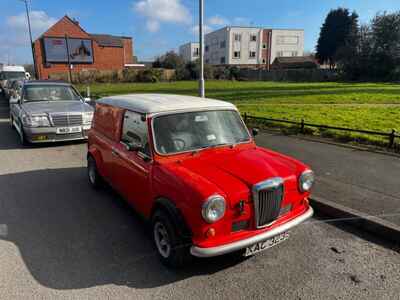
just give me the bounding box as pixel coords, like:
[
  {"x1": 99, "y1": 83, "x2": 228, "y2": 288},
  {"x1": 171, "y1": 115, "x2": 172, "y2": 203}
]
[
  {"x1": 82, "y1": 112, "x2": 94, "y2": 125},
  {"x1": 22, "y1": 114, "x2": 50, "y2": 127},
  {"x1": 299, "y1": 170, "x2": 315, "y2": 193},
  {"x1": 201, "y1": 194, "x2": 226, "y2": 223}
]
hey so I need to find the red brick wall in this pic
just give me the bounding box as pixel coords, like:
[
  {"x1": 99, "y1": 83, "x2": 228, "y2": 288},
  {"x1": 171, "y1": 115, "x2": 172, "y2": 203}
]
[
  {"x1": 261, "y1": 29, "x2": 272, "y2": 70},
  {"x1": 34, "y1": 16, "x2": 133, "y2": 79}
]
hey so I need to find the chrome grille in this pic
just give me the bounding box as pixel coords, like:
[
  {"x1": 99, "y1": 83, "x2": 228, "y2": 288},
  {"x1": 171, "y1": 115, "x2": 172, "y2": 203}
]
[
  {"x1": 51, "y1": 114, "x2": 83, "y2": 127},
  {"x1": 253, "y1": 177, "x2": 284, "y2": 228}
]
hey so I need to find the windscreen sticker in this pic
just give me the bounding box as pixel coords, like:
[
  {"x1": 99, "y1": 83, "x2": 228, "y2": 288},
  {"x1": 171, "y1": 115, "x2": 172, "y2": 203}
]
[
  {"x1": 207, "y1": 134, "x2": 217, "y2": 141},
  {"x1": 195, "y1": 115, "x2": 208, "y2": 122}
]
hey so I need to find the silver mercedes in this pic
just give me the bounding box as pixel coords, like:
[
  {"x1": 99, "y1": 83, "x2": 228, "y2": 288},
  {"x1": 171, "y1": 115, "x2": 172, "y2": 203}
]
[{"x1": 9, "y1": 80, "x2": 94, "y2": 145}]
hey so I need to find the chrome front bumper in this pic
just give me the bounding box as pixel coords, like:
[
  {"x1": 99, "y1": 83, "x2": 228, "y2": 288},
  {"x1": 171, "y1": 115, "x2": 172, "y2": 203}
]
[
  {"x1": 23, "y1": 126, "x2": 91, "y2": 143},
  {"x1": 190, "y1": 206, "x2": 314, "y2": 258}
]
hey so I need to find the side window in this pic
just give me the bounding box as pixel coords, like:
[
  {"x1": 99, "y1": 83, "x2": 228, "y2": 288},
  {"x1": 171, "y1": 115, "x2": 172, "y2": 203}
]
[{"x1": 121, "y1": 110, "x2": 150, "y2": 157}]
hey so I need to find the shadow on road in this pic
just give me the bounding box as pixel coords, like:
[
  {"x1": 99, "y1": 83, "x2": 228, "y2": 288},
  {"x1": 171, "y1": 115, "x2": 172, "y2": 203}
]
[
  {"x1": 0, "y1": 118, "x2": 88, "y2": 150},
  {"x1": 0, "y1": 167, "x2": 246, "y2": 290},
  {"x1": 0, "y1": 118, "x2": 22, "y2": 150}
]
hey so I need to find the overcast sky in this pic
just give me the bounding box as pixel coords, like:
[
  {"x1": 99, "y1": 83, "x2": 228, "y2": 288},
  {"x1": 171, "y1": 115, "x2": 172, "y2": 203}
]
[{"x1": 0, "y1": 0, "x2": 399, "y2": 64}]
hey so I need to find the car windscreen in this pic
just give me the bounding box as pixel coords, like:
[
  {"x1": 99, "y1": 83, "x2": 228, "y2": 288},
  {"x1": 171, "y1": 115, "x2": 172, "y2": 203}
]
[
  {"x1": 2, "y1": 72, "x2": 26, "y2": 80},
  {"x1": 23, "y1": 85, "x2": 81, "y2": 102},
  {"x1": 153, "y1": 110, "x2": 251, "y2": 155}
]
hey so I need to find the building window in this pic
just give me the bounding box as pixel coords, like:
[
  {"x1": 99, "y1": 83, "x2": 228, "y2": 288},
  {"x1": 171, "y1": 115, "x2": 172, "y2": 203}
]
[
  {"x1": 205, "y1": 45, "x2": 209, "y2": 52},
  {"x1": 249, "y1": 51, "x2": 256, "y2": 58},
  {"x1": 277, "y1": 51, "x2": 284, "y2": 57},
  {"x1": 220, "y1": 41, "x2": 226, "y2": 48},
  {"x1": 262, "y1": 59, "x2": 266, "y2": 64},
  {"x1": 291, "y1": 51, "x2": 298, "y2": 56},
  {"x1": 220, "y1": 57, "x2": 226, "y2": 64},
  {"x1": 205, "y1": 59, "x2": 210, "y2": 64},
  {"x1": 277, "y1": 36, "x2": 299, "y2": 45},
  {"x1": 193, "y1": 48, "x2": 199, "y2": 57},
  {"x1": 250, "y1": 35, "x2": 257, "y2": 42},
  {"x1": 233, "y1": 51, "x2": 241, "y2": 59},
  {"x1": 262, "y1": 43, "x2": 267, "y2": 49},
  {"x1": 234, "y1": 34, "x2": 241, "y2": 42}
]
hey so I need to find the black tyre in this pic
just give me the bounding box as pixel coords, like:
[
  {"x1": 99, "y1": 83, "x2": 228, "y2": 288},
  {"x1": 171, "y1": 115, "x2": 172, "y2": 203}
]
[
  {"x1": 152, "y1": 210, "x2": 192, "y2": 268},
  {"x1": 87, "y1": 155, "x2": 104, "y2": 189},
  {"x1": 19, "y1": 124, "x2": 29, "y2": 146},
  {"x1": 10, "y1": 115, "x2": 14, "y2": 130}
]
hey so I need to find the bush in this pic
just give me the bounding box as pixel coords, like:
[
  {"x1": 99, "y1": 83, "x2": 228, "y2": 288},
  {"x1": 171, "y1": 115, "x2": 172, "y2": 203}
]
[
  {"x1": 136, "y1": 69, "x2": 162, "y2": 83},
  {"x1": 122, "y1": 68, "x2": 138, "y2": 82}
]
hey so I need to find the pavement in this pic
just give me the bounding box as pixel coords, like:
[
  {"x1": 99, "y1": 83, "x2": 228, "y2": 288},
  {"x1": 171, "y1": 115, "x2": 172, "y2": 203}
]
[
  {"x1": 0, "y1": 95, "x2": 400, "y2": 299},
  {"x1": 255, "y1": 132, "x2": 400, "y2": 227}
]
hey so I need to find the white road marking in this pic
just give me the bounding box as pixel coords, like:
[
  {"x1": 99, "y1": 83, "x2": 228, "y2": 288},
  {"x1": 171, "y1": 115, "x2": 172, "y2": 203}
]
[{"x1": 0, "y1": 224, "x2": 8, "y2": 237}]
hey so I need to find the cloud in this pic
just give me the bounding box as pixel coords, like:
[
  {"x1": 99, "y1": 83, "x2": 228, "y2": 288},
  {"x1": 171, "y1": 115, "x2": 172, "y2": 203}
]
[
  {"x1": 232, "y1": 17, "x2": 251, "y2": 26},
  {"x1": 7, "y1": 10, "x2": 57, "y2": 35},
  {"x1": 0, "y1": 10, "x2": 57, "y2": 64},
  {"x1": 208, "y1": 15, "x2": 228, "y2": 26},
  {"x1": 191, "y1": 24, "x2": 213, "y2": 35},
  {"x1": 133, "y1": 0, "x2": 191, "y2": 32}
]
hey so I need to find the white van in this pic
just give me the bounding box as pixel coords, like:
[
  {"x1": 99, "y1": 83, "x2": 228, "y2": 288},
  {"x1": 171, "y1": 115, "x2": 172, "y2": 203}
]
[{"x1": 0, "y1": 65, "x2": 26, "y2": 95}]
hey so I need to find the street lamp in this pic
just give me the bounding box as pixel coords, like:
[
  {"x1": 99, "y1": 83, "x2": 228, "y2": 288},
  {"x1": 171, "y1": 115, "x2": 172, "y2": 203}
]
[
  {"x1": 198, "y1": 0, "x2": 205, "y2": 97},
  {"x1": 19, "y1": 0, "x2": 37, "y2": 79}
]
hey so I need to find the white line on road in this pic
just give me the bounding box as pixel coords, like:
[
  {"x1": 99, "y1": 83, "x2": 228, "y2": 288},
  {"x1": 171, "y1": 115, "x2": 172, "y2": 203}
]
[{"x1": 0, "y1": 224, "x2": 8, "y2": 237}]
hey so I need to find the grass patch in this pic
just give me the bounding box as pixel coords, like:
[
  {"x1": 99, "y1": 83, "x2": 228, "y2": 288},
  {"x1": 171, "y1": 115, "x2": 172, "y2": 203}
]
[{"x1": 77, "y1": 81, "x2": 400, "y2": 147}]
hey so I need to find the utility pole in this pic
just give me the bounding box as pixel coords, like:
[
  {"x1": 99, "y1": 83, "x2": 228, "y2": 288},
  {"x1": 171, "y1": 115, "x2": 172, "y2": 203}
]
[
  {"x1": 65, "y1": 34, "x2": 73, "y2": 83},
  {"x1": 20, "y1": 0, "x2": 37, "y2": 79},
  {"x1": 198, "y1": 0, "x2": 205, "y2": 97}
]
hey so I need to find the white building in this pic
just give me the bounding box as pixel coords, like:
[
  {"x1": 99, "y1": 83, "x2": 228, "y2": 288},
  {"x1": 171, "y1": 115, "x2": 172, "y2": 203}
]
[
  {"x1": 179, "y1": 42, "x2": 200, "y2": 62},
  {"x1": 270, "y1": 29, "x2": 304, "y2": 66},
  {"x1": 180, "y1": 26, "x2": 304, "y2": 68}
]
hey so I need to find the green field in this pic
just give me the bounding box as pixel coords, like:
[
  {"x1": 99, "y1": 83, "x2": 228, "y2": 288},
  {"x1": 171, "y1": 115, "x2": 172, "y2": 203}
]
[{"x1": 78, "y1": 81, "x2": 400, "y2": 145}]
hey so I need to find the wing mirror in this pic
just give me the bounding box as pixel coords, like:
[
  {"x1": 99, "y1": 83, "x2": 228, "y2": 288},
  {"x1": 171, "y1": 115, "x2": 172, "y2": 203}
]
[{"x1": 252, "y1": 128, "x2": 259, "y2": 137}]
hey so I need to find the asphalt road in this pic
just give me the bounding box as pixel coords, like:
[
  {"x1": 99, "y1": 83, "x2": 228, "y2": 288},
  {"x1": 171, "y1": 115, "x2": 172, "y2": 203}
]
[
  {"x1": 0, "y1": 96, "x2": 399, "y2": 299},
  {"x1": 255, "y1": 132, "x2": 400, "y2": 226}
]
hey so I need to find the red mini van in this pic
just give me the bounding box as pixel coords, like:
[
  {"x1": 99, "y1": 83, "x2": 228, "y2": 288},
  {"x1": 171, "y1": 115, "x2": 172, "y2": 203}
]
[{"x1": 87, "y1": 94, "x2": 314, "y2": 267}]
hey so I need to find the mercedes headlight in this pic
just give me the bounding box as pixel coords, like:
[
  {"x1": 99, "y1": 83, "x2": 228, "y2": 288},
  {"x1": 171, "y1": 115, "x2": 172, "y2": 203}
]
[
  {"x1": 22, "y1": 114, "x2": 50, "y2": 127},
  {"x1": 83, "y1": 112, "x2": 94, "y2": 125},
  {"x1": 299, "y1": 170, "x2": 315, "y2": 192},
  {"x1": 202, "y1": 194, "x2": 226, "y2": 223}
]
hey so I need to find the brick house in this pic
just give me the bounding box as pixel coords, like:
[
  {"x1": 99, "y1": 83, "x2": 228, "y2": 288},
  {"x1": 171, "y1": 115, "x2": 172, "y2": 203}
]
[{"x1": 34, "y1": 15, "x2": 134, "y2": 79}]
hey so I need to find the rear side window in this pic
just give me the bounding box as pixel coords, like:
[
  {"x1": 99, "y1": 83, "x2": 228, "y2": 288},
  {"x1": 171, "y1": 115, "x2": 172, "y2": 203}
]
[{"x1": 121, "y1": 110, "x2": 150, "y2": 157}]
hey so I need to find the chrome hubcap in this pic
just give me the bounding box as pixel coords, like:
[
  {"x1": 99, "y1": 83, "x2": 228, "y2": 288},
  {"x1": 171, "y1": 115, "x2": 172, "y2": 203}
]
[
  {"x1": 154, "y1": 222, "x2": 171, "y2": 258},
  {"x1": 88, "y1": 162, "x2": 96, "y2": 184}
]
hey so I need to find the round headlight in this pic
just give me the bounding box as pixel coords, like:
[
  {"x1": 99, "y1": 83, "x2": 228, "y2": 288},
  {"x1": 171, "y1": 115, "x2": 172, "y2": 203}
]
[
  {"x1": 202, "y1": 194, "x2": 226, "y2": 223},
  {"x1": 299, "y1": 170, "x2": 315, "y2": 192}
]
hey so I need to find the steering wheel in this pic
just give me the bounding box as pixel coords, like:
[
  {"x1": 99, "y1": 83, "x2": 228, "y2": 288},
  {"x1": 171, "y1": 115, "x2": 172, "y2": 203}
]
[{"x1": 172, "y1": 138, "x2": 186, "y2": 151}]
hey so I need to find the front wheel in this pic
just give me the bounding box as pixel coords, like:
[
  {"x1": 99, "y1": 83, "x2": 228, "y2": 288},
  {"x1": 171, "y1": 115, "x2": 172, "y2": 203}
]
[
  {"x1": 10, "y1": 115, "x2": 14, "y2": 130},
  {"x1": 18, "y1": 124, "x2": 29, "y2": 146},
  {"x1": 87, "y1": 155, "x2": 104, "y2": 189},
  {"x1": 152, "y1": 210, "x2": 192, "y2": 268}
]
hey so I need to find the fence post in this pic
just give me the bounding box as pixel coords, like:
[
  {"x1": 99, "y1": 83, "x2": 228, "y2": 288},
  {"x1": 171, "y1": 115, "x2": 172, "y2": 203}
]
[
  {"x1": 389, "y1": 129, "x2": 396, "y2": 148},
  {"x1": 244, "y1": 112, "x2": 248, "y2": 123},
  {"x1": 300, "y1": 119, "x2": 305, "y2": 134}
]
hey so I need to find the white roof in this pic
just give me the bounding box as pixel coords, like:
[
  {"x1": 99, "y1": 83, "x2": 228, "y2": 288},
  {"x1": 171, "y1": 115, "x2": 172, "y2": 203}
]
[{"x1": 97, "y1": 94, "x2": 237, "y2": 114}]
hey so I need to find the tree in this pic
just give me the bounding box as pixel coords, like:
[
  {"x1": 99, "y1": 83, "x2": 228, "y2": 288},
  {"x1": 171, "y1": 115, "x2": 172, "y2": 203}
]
[
  {"x1": 152, "y1": 51, "x2": 184, "y2": 69},
  {"x1": 369, "y1": 12, "x2": 400, "y2": 79},
  {"x1": 316, "y1": 8, "x2": 359, "y2": 68}
]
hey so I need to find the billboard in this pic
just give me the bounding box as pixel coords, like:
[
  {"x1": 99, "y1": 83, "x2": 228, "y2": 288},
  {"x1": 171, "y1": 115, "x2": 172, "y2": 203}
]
[{"x1": 43, "y1": 37, "x2": 94, "y2": 64}]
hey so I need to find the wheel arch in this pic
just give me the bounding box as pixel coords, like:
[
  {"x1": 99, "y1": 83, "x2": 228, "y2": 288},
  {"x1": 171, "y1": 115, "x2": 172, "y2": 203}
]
[{"x1": 152, "y1": 197, "x2": 192, "y2": 241}]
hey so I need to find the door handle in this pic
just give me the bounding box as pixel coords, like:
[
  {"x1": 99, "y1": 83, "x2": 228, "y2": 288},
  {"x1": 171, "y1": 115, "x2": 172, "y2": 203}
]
[{"x1": 111, "y1": 149, "x2": 120, "y2": 157}]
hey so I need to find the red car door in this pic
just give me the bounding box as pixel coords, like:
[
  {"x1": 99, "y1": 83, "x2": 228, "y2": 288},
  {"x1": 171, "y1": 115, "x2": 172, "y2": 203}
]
[{"x1": 111, "y1": 110, "x2": 153, "y2": 216}]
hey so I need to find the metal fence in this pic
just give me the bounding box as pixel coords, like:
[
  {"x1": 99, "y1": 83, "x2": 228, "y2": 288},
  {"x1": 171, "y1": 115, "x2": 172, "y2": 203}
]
[{"x1": 243, "y1": 113, "x2": 399, "y2": 149}]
